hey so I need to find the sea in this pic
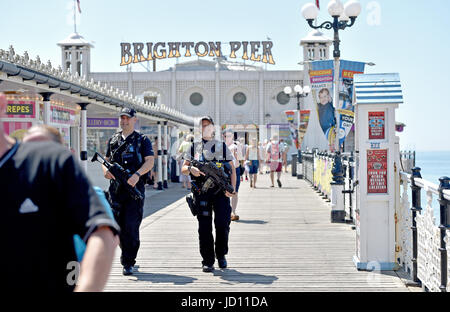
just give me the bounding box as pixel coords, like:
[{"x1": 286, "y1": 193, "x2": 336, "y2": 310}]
[{"x1": 414, "y1": 151, "x2": 450, "y2": 225}]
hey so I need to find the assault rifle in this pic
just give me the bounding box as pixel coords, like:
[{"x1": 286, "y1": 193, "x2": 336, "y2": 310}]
[
  {"x1": 185, "y1": 154, "x2": 235, "y2": 195},
  {"x1": 91, "y1": 152, "x2": 144, "y2": 201}
]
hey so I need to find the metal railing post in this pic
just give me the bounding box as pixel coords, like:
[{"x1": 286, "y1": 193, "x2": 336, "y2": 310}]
[
  {"x1": 410, "y1": 167, "x2": 422, "y2": 284},
  {"x1": 438, "y1": 176, "x2": 450, "y2": 292}
]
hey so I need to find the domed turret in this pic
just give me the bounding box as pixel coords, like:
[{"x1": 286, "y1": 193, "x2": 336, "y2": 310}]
[
  {"x1": 300, "y1": 29, "x2": 332, "y2": 61},
  {"x1": 57, "y1": 32, "x2": 94, "y2": 78}
]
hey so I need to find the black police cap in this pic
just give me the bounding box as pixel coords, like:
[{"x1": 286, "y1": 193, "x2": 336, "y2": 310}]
[
  {"x1": 119, "y1": 107, "x2": 136, "y2": 118},
  {"x1": 200, "y1": 115, "x2": 214, "y2": 125}
]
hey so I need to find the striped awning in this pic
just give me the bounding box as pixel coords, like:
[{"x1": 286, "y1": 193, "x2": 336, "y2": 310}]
[{"x1": 353, "y1": 73, "x2": 403, "y2": 105}]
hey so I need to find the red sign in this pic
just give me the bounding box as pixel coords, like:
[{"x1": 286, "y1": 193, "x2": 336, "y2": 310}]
[
  {"x1": 367, "y1": 149, "x2": 388, "y2": 194},
  {"x1": 50, "y1": 105, "x2": 76, "y2": 125},
  {"x1": 368, "y1": 111, "x2": 385, "y2": 140}
]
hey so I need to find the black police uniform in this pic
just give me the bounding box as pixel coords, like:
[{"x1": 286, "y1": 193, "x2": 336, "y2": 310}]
[
  {"x1": 189, "y1": 139, "x2": 234, "y2": 268},
  {"x1": 1, "y1": 141, "x2": 119, "y2": 292},
  {"x1": 105, "y1": 130, "x2": 153, "y2": 268}
]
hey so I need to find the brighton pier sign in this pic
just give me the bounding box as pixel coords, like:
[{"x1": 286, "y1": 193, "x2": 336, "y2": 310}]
[{"x1": 120, "y1": 41, "x2": 275, "y2": 66}]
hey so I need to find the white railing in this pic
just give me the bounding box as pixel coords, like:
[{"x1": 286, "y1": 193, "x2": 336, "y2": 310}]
[{"x1": 398, "y1": 171, "x2": 450, "y2": 291}]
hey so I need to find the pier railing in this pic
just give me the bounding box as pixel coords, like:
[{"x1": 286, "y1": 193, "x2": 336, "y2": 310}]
[
  {"x1": 303, "y1": 151, "x2": 333, "y2": 200},
  {"x1": 302, "y1": 150, "x2": 357, "y2": 221},
  {"x1": 397, "y1": 169, "x2": 450, "y2": 292}
]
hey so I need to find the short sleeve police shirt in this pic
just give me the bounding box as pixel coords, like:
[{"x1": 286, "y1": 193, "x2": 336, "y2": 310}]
[
  {"x1": 105, "y1": 131, "x2": 153, "y2": 190},
  {"x1": 189, "y1": 139, "x2": 234, "y2": 163},
  {"x1": 105, "y1": 131, "x2": 154, "y2": 160},
  {"x1": 0, "y1": 141, "x2": 120, "y2": 292}
]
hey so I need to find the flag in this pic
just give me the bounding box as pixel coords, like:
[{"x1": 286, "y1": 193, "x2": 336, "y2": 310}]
[
  {"x1": 316, "y1": 0, "x2": 320, "y2": 9},
  {"x1": 77, "y1": 0, "x2": 81, "y2": 13}
]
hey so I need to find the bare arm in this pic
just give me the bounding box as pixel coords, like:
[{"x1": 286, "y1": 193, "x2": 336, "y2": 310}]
[
  {"x1": 127, "y1": 155, "x2": 154, "y2": 187},
  {"x1": 137, "y1": 155, "x2": 154, "y2": 176},
  {"x1": 74, "y1": 226, "x2": 117, "y2": 292},
  {"x1": 181, "y1": 159, "x2": 204, "y2": 177},
  {"x1": 227, "y1": 161, "x2": 236, "y2": 197}
]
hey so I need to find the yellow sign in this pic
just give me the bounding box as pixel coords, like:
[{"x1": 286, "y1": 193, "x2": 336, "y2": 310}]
[{"x1": 120, "y1": 41, "x2": 275, "y2": 66}]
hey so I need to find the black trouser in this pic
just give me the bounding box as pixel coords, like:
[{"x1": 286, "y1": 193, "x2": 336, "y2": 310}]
[
  {"x1": 110, "y1": 185, "x2": 144, "y2": 267},
  {"x1": 197, "y1": 194, "x2": 232, "y2": 266}
]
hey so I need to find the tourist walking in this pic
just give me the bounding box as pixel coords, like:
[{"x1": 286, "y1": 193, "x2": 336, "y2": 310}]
[
  {"x1": 246, "y1": 137, "x2": 261, "y2": 188},
  {"x1": 266, "y1": 135, "x2": 283, "y2": 188}
]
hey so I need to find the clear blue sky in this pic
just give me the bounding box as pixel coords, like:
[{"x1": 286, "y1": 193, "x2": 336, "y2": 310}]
[{"x1": 1, "y1": 0, "x2": 449, "y2": 151}]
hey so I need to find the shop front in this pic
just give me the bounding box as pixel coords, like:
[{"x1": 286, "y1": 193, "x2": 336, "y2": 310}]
[{"x1": 86, "y1": 117, "x2": 119, "y2": 157}]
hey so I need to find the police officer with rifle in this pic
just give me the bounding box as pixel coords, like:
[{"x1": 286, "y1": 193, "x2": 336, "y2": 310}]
[
  {"x1": 101, "y1": 107, "x2": 154, "y2": 276},
  {"x1": 181, "y1": 116, "x2": 236, "y2": 273}
]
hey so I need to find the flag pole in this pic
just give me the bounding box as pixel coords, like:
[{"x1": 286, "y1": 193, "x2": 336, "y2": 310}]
[{"x1": 73, "y1": 0, "x2": 77, "y2": 33}]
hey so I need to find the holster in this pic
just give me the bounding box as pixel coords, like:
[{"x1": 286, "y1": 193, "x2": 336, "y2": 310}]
[{"x1": 185, "y1": 193, "x2": 210, "y2": 217}]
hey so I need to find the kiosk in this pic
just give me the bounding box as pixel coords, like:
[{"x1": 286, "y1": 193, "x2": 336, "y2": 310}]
[{"x1": 353, "y1": 73, "x2": 404, "y2": 271}]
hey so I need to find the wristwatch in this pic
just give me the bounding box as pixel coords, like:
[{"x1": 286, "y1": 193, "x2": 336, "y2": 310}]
[
  {"x1": 187, "y1": 165, "x2": 192, "y2": 173},
  {"x1": 134, "y1": 171, "x2": 141, "y2": 177}
]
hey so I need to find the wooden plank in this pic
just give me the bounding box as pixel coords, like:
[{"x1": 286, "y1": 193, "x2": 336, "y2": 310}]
[{"x1": 104, "y1": 174, "x2": 410, "y2": 292}]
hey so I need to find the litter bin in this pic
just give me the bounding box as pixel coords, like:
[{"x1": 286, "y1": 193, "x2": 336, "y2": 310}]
[
  {"x1": 291, "y1": 153, "x2": 298, "y2": 177},
  {"x1": 297, "y1": 150, "x2": 303, "y2": 179}
]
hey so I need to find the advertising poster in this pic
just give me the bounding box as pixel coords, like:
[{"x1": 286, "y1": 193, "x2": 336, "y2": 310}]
[
  {"x1": 367, "y1": 149, "x2": 388, "y2": 194},
  {"x1": 309, "y1": 60, "x2": 365, "y2": 150},
  {"x1": 339, "y1": 60, "x2": 366, "y2": 111},
  {"x1": 368, "y1": 111, "x2": 385, "y2": 140},
  {"x1": 298, "y1": 110, "x2": 311, "y2": 149},
  {"x1": 284, "y1": 110, "x2": 298, "y2": 148},
  {"x1": 50, "y1": 105, "x2": 76, "y2": 125},
  {"x1": 338, "y1": 109, "x2": 355, "y2": 146},
  {"x1": 309, "y1": 60, "x2": 335, "y2": 149}
]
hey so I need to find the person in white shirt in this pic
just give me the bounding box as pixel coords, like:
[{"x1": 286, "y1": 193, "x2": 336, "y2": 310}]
[
  {"x1": 245, "y1": 137, "x2": 261, "y2": 188},
  {"x1": 224, "y1": 130, "x2": 240, "y2": 221}
]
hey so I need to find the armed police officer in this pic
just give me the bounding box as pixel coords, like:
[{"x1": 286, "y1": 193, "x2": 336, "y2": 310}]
[
  {"x1": 103, "y1": 107, "x2": 154, "y2": 276},
  {"x1": 181, "y1": 116, "x2": 236, "y2": 273}
]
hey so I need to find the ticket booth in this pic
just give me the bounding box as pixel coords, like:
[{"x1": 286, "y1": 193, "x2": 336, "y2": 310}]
[{"x1": 353, "y1": 73, "x2": 404, "y2": 271}]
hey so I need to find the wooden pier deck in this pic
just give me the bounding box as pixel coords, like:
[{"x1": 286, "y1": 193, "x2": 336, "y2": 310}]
[{"x1": 104, "y1": 173, "x2": 412, "y2": 292}]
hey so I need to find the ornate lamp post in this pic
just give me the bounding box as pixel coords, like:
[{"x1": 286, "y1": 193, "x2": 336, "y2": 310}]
[{"x1": 301, "y1": 0, "x2": 362, "y2": 152}]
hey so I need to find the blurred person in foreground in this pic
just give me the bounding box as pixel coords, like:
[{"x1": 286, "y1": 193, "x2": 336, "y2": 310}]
[{"x1": 0, "y1": 93, "x2": 119, "y2": 292}]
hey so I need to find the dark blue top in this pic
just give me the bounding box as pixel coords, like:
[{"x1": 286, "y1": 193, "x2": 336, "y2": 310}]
[{"x1": 318, "y1": 102, "x2": 336, "y2": 133}]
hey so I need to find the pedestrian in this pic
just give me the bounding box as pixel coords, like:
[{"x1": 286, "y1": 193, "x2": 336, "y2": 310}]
[
  {"x1": 279, "y1": 139, "x2": 289, "y2": 173},
  {"x1": 258, "y1": 140, "x2": 265, "y2": 175},
  {"x1": 152, "y1": 136, "x2": 159, "y2": 189},
  {"x1": 223, "y1": 129, "x2": 240, "y2": 221},
  {"x1": 23, "y1": 124, "x2": 119, "y2": 259},
  {"x1": 246, "y1": 137, "x2": 261, "y2": 188},
  {"x1": 0, "y1": 93, "x2": 119, "y2": 292},
  {"x1": 266, "y1": 135, "x2": 283, "y2": 188},
  {"x1": 23, "y1": 124, "x2": 64, "y2": 144},
  {"x1": 238, "y1": 137, "x2": 248, "y2": 181},
  {"x1": 181, "y1": 116, "x2": 236, "y2": 273},
  {"x1": 103, "y1": 107, "x2": 155, "y2": 276},
  {"x1": 178, "y1": 134, "x2": 194, "y2": 189}
]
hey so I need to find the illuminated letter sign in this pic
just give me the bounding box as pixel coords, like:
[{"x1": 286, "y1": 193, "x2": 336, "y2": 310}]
[{"x1": 120, "y1": 41, "x2": 275, "y2": 66}]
